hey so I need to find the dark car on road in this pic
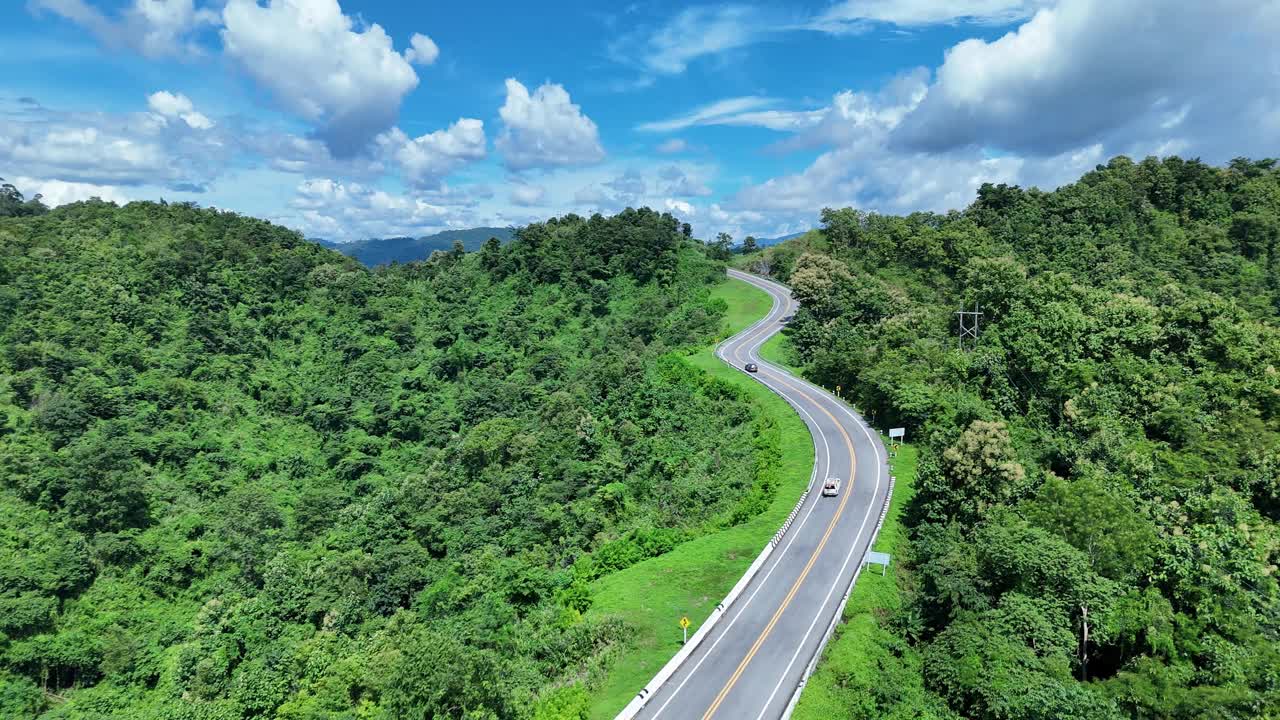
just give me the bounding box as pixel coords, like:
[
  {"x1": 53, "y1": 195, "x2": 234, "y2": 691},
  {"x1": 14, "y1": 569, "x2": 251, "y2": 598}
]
[{"x1": 744, "y1": 363, "x2": 759, "y2": 373}]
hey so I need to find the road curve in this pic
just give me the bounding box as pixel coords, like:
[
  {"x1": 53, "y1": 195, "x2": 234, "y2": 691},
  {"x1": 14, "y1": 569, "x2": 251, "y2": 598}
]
[{"x1": 631, "y1": 269, "x2": 892, "y2": 720}]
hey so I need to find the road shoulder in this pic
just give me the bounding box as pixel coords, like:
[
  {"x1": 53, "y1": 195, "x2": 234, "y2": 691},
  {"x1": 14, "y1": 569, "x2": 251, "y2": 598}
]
[
  {"x1": 790, "y1": 443, "x2": 921, "y2": 719},
  {"x1": 584, "y1": 276, "x2": 816, "y2": 719}
]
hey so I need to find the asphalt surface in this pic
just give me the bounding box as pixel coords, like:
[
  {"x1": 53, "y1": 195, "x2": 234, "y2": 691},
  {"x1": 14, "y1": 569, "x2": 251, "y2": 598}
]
[{"x1": 633, "y1": 269, "x2": 891, "y2": 720}]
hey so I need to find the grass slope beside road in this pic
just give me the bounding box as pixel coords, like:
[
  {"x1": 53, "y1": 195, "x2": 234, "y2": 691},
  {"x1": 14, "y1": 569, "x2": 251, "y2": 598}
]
[
  {"x1": 791, "y1": 443, "x2": 935, "y2": 719},
  {"x1": 713, "y1": 274, "x2": 774, "y2": 333},
  {"x1": 727, "y1": 269, "x2": 801, "y2": 375},
  {"x1": 722, "y1": 270, "x2": 920, "y2": 720},
  {"x1": 585, "y1": 277, "x2": 815, "y2": 719},
  {"x1": 758, "y1": 331, "x2": 801, "y2": 375}
]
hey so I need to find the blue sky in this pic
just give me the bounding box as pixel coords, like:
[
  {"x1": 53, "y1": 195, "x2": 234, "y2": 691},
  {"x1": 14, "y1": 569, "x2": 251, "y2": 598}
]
[{"x1": 5, "y1": 1, "x2": 1278, "y2": 241}]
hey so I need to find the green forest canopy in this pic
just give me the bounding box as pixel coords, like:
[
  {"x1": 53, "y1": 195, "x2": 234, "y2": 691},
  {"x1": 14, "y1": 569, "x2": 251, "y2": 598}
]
[
  {"x1": 750, "y1": 155, "x2": 1280, "y2": 719},
  {"x1": 0, "y1": 201, "x2": 779, "y2": 719},
  {"x1": 5, "y1": 153, "x2": 1280, "y2": 719}
]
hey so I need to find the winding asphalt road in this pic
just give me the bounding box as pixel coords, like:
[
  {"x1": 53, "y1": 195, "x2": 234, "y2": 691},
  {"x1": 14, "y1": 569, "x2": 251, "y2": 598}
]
[{"x1": 632, "y1": 269, "x2": 891, "y2": 720}]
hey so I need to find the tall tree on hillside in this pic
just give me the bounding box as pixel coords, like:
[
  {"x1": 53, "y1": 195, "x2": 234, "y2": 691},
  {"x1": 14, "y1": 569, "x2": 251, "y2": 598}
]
[
  {"x1": 709, "y1": 232, "x2": 733, "y2": 260},
  {"x1": 819, "y1": 207, "x2": 865, "y2": 249},
  {"x1": 0, "y1": 178, "x2": 48, "y2": 218},
  {"x1": 742, "y1": 235, "x2": 758, "y2": 254},
  {"x1": 480, "y1": 236, "x2": 503, "y2": 271}
]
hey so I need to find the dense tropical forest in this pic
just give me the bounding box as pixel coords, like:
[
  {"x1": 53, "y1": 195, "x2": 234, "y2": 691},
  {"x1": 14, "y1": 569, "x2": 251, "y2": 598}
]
[
  {"x1": 749, "y1": 156, "x2": 1280, "y2": 719},
  {"x1": 0, "y1": 197, "x2": 782, "y2": 718},
  {"x1": 5, "y1": 155, "x2": 1280, "y2": 720}
]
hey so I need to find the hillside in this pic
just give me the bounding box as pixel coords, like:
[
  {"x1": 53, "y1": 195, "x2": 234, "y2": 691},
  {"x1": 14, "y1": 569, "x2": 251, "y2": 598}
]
[
  {"x1": 754, "y1": 230, "x2": 807, "y2": 248},
  {"x1": 753, "y1": 156, "x2": 1280, "y2": 719},
  {"x1": 321, "y1": 226, "x2": 516, "y2": 266},
  {"x1": 0, "y1": 203, "x2": 778, "y2": 719},
  {"x1": 7, "y1": 156, "x2": 1278, "y2": 720}
]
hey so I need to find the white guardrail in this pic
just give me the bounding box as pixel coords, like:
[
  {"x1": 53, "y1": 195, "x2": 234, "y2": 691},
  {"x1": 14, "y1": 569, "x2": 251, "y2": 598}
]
[{"x1": 614, "y1": 282, "x2": 820, "y2": 720}]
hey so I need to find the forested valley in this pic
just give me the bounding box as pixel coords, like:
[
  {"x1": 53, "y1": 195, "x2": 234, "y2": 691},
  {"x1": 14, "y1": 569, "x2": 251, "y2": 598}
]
[
  {"x1": 750, "y1": 156, "x2": 1280, "y2": 719},
  {"x1": 5, "y1": 155, "x2": 1280, "y2": 720},
  {"x1": 0, "y1": 200, "x2": 779, "y2": 718}
]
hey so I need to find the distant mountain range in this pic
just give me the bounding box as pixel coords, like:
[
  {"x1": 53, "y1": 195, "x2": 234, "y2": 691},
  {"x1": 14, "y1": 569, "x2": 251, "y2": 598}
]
[
  {"x1": 319, "y1": 225, "x2": 802, "y2": 266},
  {"x1": 319, "y1": 226, "x2": 516, "y2": 266},
  {"x1": 748, "y1": 230, "x2": 808, "y2": 248}
]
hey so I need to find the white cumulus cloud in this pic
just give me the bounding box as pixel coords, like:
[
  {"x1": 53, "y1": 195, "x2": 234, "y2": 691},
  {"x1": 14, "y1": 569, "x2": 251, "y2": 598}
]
[
  {"x1": 603, "y1": 169, "x2": 647, "y2": 206},
  {"x1": 220, "y1": 0, "x2": 420, "y2": 157},
  {"x1": 572, "y1": 186, "x2": 604, "y2": 206},
  {"x1": 0, "y1": 98, "x2": 226, "y2": 190},
  {"x1": 376, "y1": 118, "x2": 486, "y2": 188},
  {"x1": 892, "y1": 0, "x2": 1280, "y2": 158},
  {"x1": 404, "y1": 32, "x2": 439, "y2": 65},
  {"x1": 510, "y1": 183, "x2": 546, "y2": 206},
  {"x1": 496, "y1": 78, "x2": 605, "y2": 171},
  {"x1": 11, "y1": 175, "x2": 132, "y2": 206},
  {"x1": 728, "y1": 68, "x2": 1085, "y2": 218},
  {"x1": 659, "y1": 166, "x2": 712, "y2": 197},
  {"x1": 729, "y1": 0, "x2": 1280, "y2": 234},
  {"x1": 30, "y1": 0, "x2": 218, "y2": 58},
  {"x1": 146, "y1": 90, "x2": 214, "y2": 130},
  {"x1": 664, "y1": 198, "x2": 695, "y2": 216},
  {"x1": 289, "y1": 177, "x2": 471, "y2": 240}
]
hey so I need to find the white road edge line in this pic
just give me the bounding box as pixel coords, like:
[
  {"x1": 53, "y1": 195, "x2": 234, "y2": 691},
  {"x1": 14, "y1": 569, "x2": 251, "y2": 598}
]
[
  {"x1": 620, "y1": 270, "x2": 826, "y2": 720},
  {"x1": 647, "y1": 278, "x2": 832, "y2": 719},
  {"x1": 622, "y1": 269, "x2": 893, "y2": 720},
  {"x1": 732, "y1": 273, "x2": 882, "y2": 718},
  {"x1": 731, "y1": 270, "x2": 891, "y2": 720}
]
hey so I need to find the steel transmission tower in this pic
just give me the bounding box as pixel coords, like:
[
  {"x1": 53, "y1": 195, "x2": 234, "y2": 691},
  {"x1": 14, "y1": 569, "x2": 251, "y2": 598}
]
[{"x1": 956, "y1": 302, "x2": 983, "y2": 351}]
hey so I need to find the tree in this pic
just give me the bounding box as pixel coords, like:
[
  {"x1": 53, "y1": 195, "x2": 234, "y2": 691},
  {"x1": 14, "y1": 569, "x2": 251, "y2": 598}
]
[
  {"x1": 915, "y1": 421, "x2": 1027, "y2": 525},
  {"x1": 383, "y1": 628, "x2": 516, "y2": 719},
  {"x1": 820, "y1": 207, "x2": 865, "y2": 250},
  {"x1": 0, "y1": 178, "x2": 48, "y2": 218},
  {"x1": 707, "y1": 232, "x2": 733, "y2": 260},
  {"x1": 787, "y1": 252, "x2": 852, "y2": 319},
  {"x1": 60, "y1": 424, "x2": 150, "y2": 535},
  {"x1": 742, "y1": 235, "x2": 758, "y2": 254},
  {"x1": 480, "y1": 236, "x2": 503, "y2": 270},
  {"x1": 1024, "y1": 474, "x2": 1157, "y2": 582}
]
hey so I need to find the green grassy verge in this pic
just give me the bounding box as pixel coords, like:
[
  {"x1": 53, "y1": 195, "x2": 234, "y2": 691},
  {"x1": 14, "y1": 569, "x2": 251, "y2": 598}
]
[
  {"x1": 583, "y1": 277, "x2": 815, "y2": 719},
  {"x1": 791, "y1": 442, "x2": 920, "y2": 719},
  {"x1": 716, "y1": 268, "x2": 801, "y2": 375},
  {"x1": 709, "y1": 274, "x2": 774, "y2": 334},
  {"x1": 758, "y1": 331, "x2": 801, "y2": 375}
]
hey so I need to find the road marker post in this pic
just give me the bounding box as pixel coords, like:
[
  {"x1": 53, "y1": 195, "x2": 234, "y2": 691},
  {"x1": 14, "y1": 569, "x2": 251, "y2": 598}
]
[{"x1": 680, "y1": 616, "x2": 690, "y2": 645}]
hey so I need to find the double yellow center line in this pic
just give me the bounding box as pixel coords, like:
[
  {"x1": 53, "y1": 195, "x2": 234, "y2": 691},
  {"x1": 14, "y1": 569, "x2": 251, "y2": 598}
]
[{"x1": 699, "y1": 373, "x2": 857, "y2": 720}]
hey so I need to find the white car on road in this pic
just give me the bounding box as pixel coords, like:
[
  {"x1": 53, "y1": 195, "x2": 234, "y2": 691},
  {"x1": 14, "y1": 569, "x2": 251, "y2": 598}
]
[{"x1": 822, "y1": 477, "x2": 841, "y2": 496}]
